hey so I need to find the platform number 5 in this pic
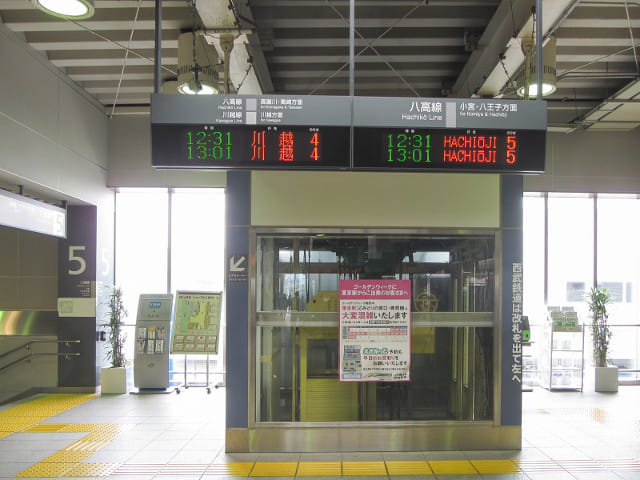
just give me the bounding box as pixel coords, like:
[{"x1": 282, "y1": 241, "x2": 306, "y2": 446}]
[{"x1": 68, "y1": 245, "x2": 87, "y2": 276}]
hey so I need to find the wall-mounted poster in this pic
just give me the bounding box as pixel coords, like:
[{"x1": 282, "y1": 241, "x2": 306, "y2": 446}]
[
  {"x1": 339, "y1": 279, "x2": 411, "y2": 382},
  {"x1": 171, "y1": 291, "x2": 222, "y2": 354}
]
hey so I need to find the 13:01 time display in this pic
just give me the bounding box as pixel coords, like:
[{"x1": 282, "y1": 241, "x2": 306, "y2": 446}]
[
  {"x1": 385, "y1": 131, "x2": 515, "y2": 164},
  {"x1": 386, "y1": 132, "x2": 433, "y2": 163},
  {"x1": 151, "y1": 124, "x2": 351, "y2": 169},
  {"x1": 353, "y1": 127, "x2": 544, "y2": 172},
  {"x1": 186, "y1": 130, "x2": 232, "y2": 160}
]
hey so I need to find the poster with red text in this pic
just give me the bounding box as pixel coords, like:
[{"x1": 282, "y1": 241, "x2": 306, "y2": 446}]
[{"x1": 339, "y1": 279, "x2": 411, "y2": 382}]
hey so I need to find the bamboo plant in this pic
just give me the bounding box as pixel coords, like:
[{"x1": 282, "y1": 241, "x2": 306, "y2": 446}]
[
  {"x1": 105, "y1": 286, "x2": 128, "y2": 368},
  {"x1": 587, "y1": 286, "x2": 612, "y2": 368}
]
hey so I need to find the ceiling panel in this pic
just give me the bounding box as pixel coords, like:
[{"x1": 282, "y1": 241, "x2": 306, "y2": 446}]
[{"x1": 0, "y1": 0, "x2": 637, "y2": 130}]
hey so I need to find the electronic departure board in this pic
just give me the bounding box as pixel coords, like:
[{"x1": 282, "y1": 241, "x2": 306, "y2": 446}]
[
  {"x1": 152, "y1": 124, "x2": 351, "y2": 169},
  {"x1": 151, "y1": 94, "x2": 547, "y2": 173},
  {"x1": 353, "y1": 128, "x2": 545, "y2": 173}
]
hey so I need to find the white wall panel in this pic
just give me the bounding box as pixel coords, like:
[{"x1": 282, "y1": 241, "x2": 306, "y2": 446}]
[
  {"x1": 59, "y1": 87, "x2": 108, "y2": 170},
  {"x1": 251, "y1": 171, "x2": 500, "y2": 228},
  {"x1": 0, "y1": 29, "x2": 59, "y2": 141},
  {"x1": 526, "y1": 131, "x2": 640, "y2": 193},
  {"x1": 0, "y1": 24, "x2": 110, "y2": 206},
  {"x1": 0, "y1": 115, "x2": 109, "y2": 205}
]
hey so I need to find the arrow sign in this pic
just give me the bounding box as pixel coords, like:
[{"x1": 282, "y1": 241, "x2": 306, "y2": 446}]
[
  {"x1": 230, "y1": 255, "x2": 246, "y2": 272},
  {"x1": 227, "y1": 253, "x2": 248, "y2": 282}
]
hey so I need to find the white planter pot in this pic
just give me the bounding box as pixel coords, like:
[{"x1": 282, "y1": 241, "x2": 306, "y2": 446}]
[
  {"x1": 595, "y1": 366, "x2": 618, "y2": 392},
  {"x1": 101, "y1": 367, "x2": 127, "y2": 394}
]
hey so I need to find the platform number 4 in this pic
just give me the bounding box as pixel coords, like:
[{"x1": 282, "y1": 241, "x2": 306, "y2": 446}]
[{"x1": 310, "y1": 132, "x2": 319, "y2": 161}]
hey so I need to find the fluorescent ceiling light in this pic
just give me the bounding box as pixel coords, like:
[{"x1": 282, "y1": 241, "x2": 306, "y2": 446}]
[
  {"x1": 32, "y1": 0, "x2": 95, "y2": 19},
  {"x1": 177, "y1": 81, "x2": 218, "y2": 95},
  {"x1": 517, "y1": 36, "x2": 557, "y2": 98},
  {"x1": 517, "y1": 81, "x2": 556, "y2": 98},
  {"x1": 177, "y1": 32, "x2": 219, "y2": 96}
]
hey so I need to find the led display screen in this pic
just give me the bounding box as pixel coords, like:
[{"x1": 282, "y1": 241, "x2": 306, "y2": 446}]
[
  {"x1": 152, "y1": 124, "x2": 350, "y2": 170},
  {"x1": 352, "y1": 128, "x2": 545, "y2": 173}
]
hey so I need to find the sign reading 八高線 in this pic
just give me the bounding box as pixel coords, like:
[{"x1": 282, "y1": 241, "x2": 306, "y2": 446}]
[{"x1": 339, "y1": 279, "x2": 411, "y2": 382}]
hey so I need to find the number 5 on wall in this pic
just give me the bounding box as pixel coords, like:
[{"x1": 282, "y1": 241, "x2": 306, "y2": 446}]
[{"x1": 68, "y1": 245, "x2": 87, "y2": 275}]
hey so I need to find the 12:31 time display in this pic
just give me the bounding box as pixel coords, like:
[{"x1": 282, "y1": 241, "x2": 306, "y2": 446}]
[
  {"x1": 152, "y1": 124, "x2": 351, "y2": 169},
  {"x1": 186, "y1": 130, "x2": 232, "y2": 161},
  {"x1": 353, "y1": 127, "x2": 545, "y2": 172},
  {"x1": 385, "y1": 132, "x2": 433, "y2": 163},
  {"x1": 384, "y1": 131, "x2": 516, "y2": 164}
]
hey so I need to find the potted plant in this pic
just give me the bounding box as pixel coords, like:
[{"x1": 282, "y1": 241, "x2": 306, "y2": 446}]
[
  {"x1": 101, "y1": 285, "x2": 128, "y2": 394},
  {"x1": 587, "y1": 286, "x2": 617, "y2": 392}
]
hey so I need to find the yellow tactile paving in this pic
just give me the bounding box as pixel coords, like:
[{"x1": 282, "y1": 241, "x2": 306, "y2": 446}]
[
  {"x1": 15, "y1": 462, "x2": 77, "y2": 478},
  {"x1": 385, "y1": 460, "x2": 433, "y2": 476},
  {"x1": 42, "y1": 450, "x2": 95, "y2": 463},
  {"x1": 0, "y1": 421, "x2": 42, "y2": 432},
  {"x1": 89, "y1": 423, "x2": 133, "y2": 433},
  {"x1": 65, "y1": 438, "x2": 113, "y2": 452},
  {"x1": 428, "y1": 460, "x2": 478, "y2": 475},
  {"x1": 343, "y1": 461, "x2": 388, "y2": 476},
  {"x1": 78, "y1": 431, "x2": 120, "y2": 443},
  {"x1": 206, "y1": 462, "x2": 255, "y2": 476},
  {"x1": 5, "y1": 396, "x2": 132, "y2": 479},
  {"x1": 297, "y1": 461, "x2": 343, "y2": 476},
  {"x1": 0, "y1": 416, "x2": 48, "y2": 423},
  {"x1": 471, "y1": 459, "x2": 520, "y2": 474},
  {"x1": 59, "y1": 423, "x2": 111, "y2": 432},
  {"x1": 250, "y1": 461, "x2": 298, "y2": 477},
  {"x1": 63, "y1": 462, "x2": 120, "y2": 477},
  {"x1": 0, "y1": 394, "x2": 95, "y2": 432},
  {"x1": 22, "y1": 423, "x2": 69, "y2": 432}
]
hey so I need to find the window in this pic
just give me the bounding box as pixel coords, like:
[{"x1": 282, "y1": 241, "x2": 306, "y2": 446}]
[
  {"x1": 597, "y1": 195, "x2": 640, "y2": 379},
  {"x1": 115, "y1": 189, "x2": 169, "y2": 361},
  {"x1": 523, "y1": 194, "x2": 545, "y2": 320},
  {"x1": 524, "y1": 193, "x2": 640, "y2": 383},
  {"x1": 170, "y1": 188, "x2": 225, "y2": 293},
  {"x1": 547, "y1": 194, "x2": 593, "y2": 319},
  {"x1": 115, "y1": 188, "x2": 225, "y2": 383}
]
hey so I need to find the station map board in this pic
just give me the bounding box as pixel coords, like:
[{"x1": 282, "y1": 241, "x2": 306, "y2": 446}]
[{"x1": 171, "y1": 291, "x2": 222, "y2": 354}]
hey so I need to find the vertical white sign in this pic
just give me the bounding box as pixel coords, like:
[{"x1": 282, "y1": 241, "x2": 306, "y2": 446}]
[{"x1": 511, "y1": 263, "x2": 523, "y2": 383}]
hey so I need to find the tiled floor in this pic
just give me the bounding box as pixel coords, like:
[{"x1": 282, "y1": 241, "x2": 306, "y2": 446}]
[{"x1": 0, "y1": 382, "x2": 638, "y2": 479}]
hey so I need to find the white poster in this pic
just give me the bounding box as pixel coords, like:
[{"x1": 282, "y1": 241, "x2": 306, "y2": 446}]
[{"x1": 339, "y1": 279, "x2": 411, "y2": 382}]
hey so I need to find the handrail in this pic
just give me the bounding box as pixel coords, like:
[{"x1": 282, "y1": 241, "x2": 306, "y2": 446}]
[
  {"x1": 0, "y1": 352, "x2": 81, "y2": 375},
  {"x1": 0, "y1": 339, "x2": 80, "y2": 362},
  {"x1": 0, "y1": 339, "x2": 81, "y2": 376}
]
